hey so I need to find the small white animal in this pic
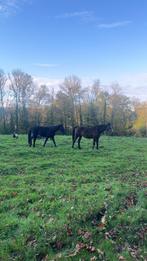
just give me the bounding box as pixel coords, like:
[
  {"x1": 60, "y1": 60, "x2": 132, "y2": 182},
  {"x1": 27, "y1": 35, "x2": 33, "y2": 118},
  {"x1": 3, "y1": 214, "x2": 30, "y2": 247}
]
[{"x1": 13, "y1": 132, "x2": 19, "y2": 138}]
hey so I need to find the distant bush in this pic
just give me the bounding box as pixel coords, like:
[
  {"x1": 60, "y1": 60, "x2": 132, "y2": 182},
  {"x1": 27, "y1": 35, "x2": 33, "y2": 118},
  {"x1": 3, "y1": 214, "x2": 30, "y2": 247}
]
[{"x1": 136, "y1": 126, "x2": 147, "y2": 137}]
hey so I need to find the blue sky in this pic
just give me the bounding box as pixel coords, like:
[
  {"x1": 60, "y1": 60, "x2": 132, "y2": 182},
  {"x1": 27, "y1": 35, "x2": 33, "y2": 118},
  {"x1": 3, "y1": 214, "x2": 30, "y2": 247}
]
[{"x1": 0, "y1": 0, "x2": 147, "y2": 100}]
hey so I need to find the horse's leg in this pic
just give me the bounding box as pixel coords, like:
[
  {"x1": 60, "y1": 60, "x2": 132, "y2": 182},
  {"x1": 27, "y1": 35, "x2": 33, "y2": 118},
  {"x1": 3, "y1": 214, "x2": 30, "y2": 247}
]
[
  {"x1": 29, "y1": 137, "x2": 32, "y2": 147},
  {"x1": 78, "y1": 136, "x2": 82, "y2": 149},
  {"x1": 96, "y1": 137, "x2": 100, "y2": 150},
  {"x1": 30, "y1": 137, "x2": 33, "y2": 147},
  {"x1": 33, "y1": 137, "x2": 37, "y2": 147},
  {"x1": 43, "y1": 137, "x2": 49, "y2": 147},
  {"x1": 52, "y1": 137, "x2": 57, "y2": 147},
  {"x1": 72, "y1": 135, "x2": 78, "y2": 148},
  {"x1": 92, "y1": 138, "x2": 96, "y2": 149}
]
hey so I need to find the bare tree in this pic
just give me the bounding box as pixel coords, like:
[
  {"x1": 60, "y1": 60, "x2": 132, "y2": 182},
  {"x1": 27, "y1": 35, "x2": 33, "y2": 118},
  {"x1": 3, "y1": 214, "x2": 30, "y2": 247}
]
[
  {"x1": 9, "y1": 70, "x2": 34, "y2": 131},
  {"x1": 0, "y1": 69, "x2": 7, "y2": 132},
  {"x1": 34, "y1": 85, "x2": 51, "y2": 106},
  {"x1": 60, "y1": 75, "x2": 85, "y2": 127},
  {"x1": 100, "y1": 91, "x2": 109, "y2": 124},
  {"x1": 109, "y1": 84, "x2": 133, "y2": 134},
  {"x1": 56, "y1": 90, "x2": 72, "y2": 129},
  {"x1": 31, "y1": 84, "x2": 51, "y2": 125}
]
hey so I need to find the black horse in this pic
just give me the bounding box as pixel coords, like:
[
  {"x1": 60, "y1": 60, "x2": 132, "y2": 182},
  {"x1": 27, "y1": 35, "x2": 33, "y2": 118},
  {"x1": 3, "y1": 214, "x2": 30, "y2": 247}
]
[
  {"x1": 28, "y1": 124, "x2": 65, "y2": 147},
  {"x1": 72, "y1": 123, "x2": 112, "y2": 149}
]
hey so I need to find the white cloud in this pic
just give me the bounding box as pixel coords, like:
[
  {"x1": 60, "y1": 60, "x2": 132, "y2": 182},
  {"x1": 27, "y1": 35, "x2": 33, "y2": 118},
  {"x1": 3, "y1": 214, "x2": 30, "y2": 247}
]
[
  {"x1": 33, "y1": 76, "x2": 63, "y2": 90},
  {"x1": 98, "y1": 20, "x2": 132, "y2": 29},
  {"x1": 118, "y1": 72, "x2": 147, "y2": 100},
  {"x1": 55, "y1": 12, "x2": 132, "y2": 28},
  {"x1": 0, "y1": 0, "x2": 30, "y2": 16},
  {"x1": 33, "y1": 74, "x2": 147, "y2": 101},
  {"x1": 33, "y1": 63, "x2": 60, "y2": 68},
  {"x1": 118, "y1": 72, "x2": 147, "y2": 87},
  {"x1": 56, "y1": 11, "x2": 89, "y2": 18},
  {"x1": 55, "y1": 11, "x2": 95, "y2": 23},
  {"x1": 100, "y1": 72, "x2": 147, "y2": 101}
]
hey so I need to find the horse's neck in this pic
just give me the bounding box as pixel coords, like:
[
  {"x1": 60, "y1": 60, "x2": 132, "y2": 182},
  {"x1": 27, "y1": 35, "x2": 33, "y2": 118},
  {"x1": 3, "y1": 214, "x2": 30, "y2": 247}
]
[{"x1": 99, "y1": 125, "x2": 107, "y2": 133}]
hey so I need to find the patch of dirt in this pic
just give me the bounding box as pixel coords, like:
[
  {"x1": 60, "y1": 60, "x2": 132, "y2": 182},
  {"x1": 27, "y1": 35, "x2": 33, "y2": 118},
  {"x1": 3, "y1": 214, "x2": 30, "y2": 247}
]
[{"x1": 119, "y1": 192, "x2": 138, "y2": 212}]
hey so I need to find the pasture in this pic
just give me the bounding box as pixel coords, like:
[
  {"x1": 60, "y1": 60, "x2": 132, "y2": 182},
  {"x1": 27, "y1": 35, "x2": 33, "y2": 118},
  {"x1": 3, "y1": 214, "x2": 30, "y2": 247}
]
[{"x1": 0, "y1": 135, "x2": 146, "y2": 261}]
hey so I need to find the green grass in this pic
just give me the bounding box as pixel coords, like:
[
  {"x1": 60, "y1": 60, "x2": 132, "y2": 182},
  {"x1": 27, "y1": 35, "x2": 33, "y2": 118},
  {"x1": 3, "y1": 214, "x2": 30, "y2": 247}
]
[{"x1": 0, "y1": 135, "x2": 146, "y2": 261}]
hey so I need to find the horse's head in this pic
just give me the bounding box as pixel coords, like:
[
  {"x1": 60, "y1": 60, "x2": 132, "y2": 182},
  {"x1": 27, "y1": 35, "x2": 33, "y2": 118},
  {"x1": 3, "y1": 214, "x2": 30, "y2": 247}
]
[{"x1": 59, "y1": 124, "x2": 65, "y2": 134}]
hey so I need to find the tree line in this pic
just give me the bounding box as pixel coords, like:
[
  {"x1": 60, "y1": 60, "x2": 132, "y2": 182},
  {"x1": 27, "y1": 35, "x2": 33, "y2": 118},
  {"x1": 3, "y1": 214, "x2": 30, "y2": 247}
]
[{"x1": 0, "y1": 69, "x2": 146, "y2": 136}]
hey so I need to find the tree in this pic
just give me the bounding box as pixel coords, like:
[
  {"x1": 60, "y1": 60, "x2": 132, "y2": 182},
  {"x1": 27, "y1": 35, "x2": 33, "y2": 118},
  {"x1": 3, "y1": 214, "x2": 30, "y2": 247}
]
[
  {"x1": 9, "y1": 70, "x2": 34, "y2": 131},
  {"x1": 98, "y1": 90, "x2": 110, "y2": 124},
  {"x1": 133, "y1": 102, "x2": 147, "y2": 136},
  {"x1": 85, "y1": 80, "x2": 103, "y2": 125},
  {"x1": 0, "y1": 69, "x2": 7, "y2": 132},
  {"x1": 34, "y1": 85, "x2": 51, "y2": 106},
  {"x1": 56, "y1": 90, "x2": 70, "y2": 128},
  {"x1": 32, "y1": 84, "x2": 51, "y2": 125},
  {"x1": 59, "y1": 75, "x2": 84, "y2": 127},
  {"x1": 109, "y1": 84, "x2": 133, "y2": 135}
]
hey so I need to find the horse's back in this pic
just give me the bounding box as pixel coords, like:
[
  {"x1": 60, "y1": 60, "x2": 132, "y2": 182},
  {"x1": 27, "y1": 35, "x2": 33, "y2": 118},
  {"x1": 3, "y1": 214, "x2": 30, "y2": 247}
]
[
  {"x1": 32, "y1": 126, "x2": 55, "y2": 137},
  {"x1": 30, "y1": 125, "x2": 64, "y2": 139},
  {"x1": 36, "y1": 126, "x2": 50, "y2": 137},
  {"x1": 74, "y1": 126, "x2": 93, "y2": 138},
  {"x1": 74, "y1": 125, "x2": 101, "y2": 138}
]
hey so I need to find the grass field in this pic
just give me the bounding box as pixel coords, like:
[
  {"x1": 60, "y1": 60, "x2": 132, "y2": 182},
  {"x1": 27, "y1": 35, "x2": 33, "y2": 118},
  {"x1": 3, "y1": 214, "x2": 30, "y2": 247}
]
[{"x1": 0, "y1": 134, "x2": 147, "y2": 261}]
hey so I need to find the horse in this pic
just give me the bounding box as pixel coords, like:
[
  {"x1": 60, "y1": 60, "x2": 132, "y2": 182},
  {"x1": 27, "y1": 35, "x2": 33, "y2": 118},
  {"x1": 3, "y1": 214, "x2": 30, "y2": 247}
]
[
  {"x1": 72, "y1": 123, "x2": 112, "y2": 149},
  {"x1": 28, "y1": 124, "x2": 65, "y2": 147}
]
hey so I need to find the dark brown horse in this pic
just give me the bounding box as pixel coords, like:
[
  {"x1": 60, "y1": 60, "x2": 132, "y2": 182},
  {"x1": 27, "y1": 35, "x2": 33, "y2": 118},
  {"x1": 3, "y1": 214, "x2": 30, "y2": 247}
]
[
  {"x1": 28, "y1": 124, "x2": 65, "y2": 147},
  {"x1": 72, "y1": 123, "x2": 112, "y2": 149}
]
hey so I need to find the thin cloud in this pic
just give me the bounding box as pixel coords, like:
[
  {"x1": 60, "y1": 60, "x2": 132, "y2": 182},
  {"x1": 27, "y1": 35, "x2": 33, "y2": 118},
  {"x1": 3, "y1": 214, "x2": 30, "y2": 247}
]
[
  {"x1": 33, "y1": 63, "x2": 60, "y2": 68},
  {"x1": 33, "y1": 75, "x2": 147, "y2": 101},
  {"x1": 98, "y1": 20, "x2": 132, "y2": 29},
  {"x1": 55, "y1": 11, "x2": 95, "y2": 21},
  {"x1": 0, "y1": 0, "x2": 30, "y2": 16},
  {"x1": 118, "y1": 72, "x2": 147, "y2": 87},
  {"x1": 33, "y1": 76, "x2": 63, "y2": 90}
]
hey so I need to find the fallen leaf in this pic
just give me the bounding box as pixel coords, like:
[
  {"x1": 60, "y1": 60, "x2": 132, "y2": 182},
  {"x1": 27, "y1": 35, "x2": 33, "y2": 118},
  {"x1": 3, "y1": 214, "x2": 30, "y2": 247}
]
[
  {"x1": 12, "y1": 192, "x2": 18, "y2": 197},
  {"x1": 76, "y1": 242, "x2": 86, "y2": 251},
  {"x1": 78, "y1": 229, "x2": 84, "y2": 236},
  {"x1": 118, "y1": 255, "x2": 127, "y2": 261},
  {"x1": 97, "y1": 223, "x2": 105, "y2": 229},
  {"x1": 86, "y1": 245, "x2": 96, "y2": 253},
  {"x1": 83, "y1": 231, "x2": 92, "y2": 239},
  {"x1": 97, "y1": 248, "x2": 104, "y2": 256},
  {"x1": 66, "y1": 227, "x2": 73, "y2": 236},
  {"x1": 90, "y1": 256, "x2": 97, "y2": 261}
]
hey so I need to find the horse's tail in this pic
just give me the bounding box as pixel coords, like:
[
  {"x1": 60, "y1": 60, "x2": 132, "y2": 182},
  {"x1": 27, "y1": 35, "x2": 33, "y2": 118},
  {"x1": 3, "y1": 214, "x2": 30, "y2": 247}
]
[
  {"x1": 72, "y1": 126, "x2": 78, "y2": 143},
  {"x1": 72, "y1": 126, "x2": 75, "y2": 142},
  {"x1": 28, "y1": 129, "x2": 32, "y2": 146}
]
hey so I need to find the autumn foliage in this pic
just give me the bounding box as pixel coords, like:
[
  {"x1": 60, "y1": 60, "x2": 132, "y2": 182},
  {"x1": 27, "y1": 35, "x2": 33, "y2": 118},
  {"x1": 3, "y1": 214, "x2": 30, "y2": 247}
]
[{"x1": 0, "y1": 69, "x2": 146, "y2": 136}]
